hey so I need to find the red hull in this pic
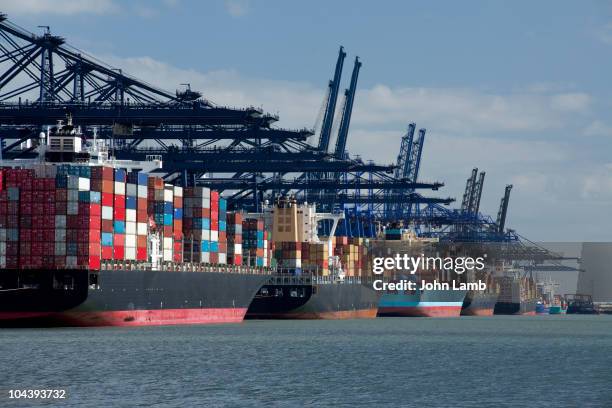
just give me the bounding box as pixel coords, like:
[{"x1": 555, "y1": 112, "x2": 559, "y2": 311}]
[
  {"x1": 0, "y1": 308, "x2": 248, "y2": 327},
  {"x1": 461, "y1": 308, "x2": 495, "y2": 316},
  {"x1": 379, "y1": 306, "x2": 463, "y2": 318}
]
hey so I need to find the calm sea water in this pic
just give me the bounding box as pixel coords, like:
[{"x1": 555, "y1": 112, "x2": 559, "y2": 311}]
[{"x1": 1, "y1": 316, "x2": 612, "y2": 407}]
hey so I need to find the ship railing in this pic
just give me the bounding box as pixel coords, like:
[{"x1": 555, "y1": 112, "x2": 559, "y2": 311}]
[{"x1": 99, "y1": 260, "x2": 274, "y2": 275}]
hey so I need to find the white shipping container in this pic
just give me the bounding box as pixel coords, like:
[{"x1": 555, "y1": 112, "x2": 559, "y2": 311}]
[
  {"x1": 0, "y1": 255, "x2": 5, "y2": 268},
  {"x1": 163, "y1": 249, "x2": 173, "y2": 261},
  {"x1": 137, "y1": 185, "x2": 148, "y2": 198},
  {"x1": 55, "y1": 229, "x2": 66, "y2": 242},
  {"x1": 173, "y1": 186, "x2": 183, "y2": 197},
  {"x1": 114, "y1": 182, "x2": 126, "y2": 195},
  {"x1": 78, "y1": 177, "x2": 90, "y2": 191},
  {"x1": 201, "y1": 197, "x2": 211, "y2": 209},
  {"x1": 54, "y1": 242, "x2": 66, "y2": 256},
  {"x1": 125, "y1": 222, "x2": 136, "y2": 235},
  {"x1": 210, "y1": 230, "x2": 218, "y2": 241},
  {"x1": 199, "y1": 252, "x2": 210, "y2": 263},
  {"x1": 137, "y1": 222, "x2": 147, "y2": 235},
  {"x1": 55, "y1": 215, "x2": 66, "y2": 228},
  {"x1": 66, "y1": 256, "x2": 77, "y2": 267},
  {"x1": 196, "y1": 229, "x2": 211, "y2": 241},
  {"x1": 163, "y1": 237, "x2": 173, "y2": 249},
  {"x1": 125, "y1": 234, "x2": 137, "y2": 247},
  {"x1": 194, "y1": 186, "x2": 211, "y2": 198},
  {"x1": 102, "y1": 206, "x2": 113, "y2": 220},
  {"x1": 163, "y1": 188, "x2": 173, "y2": 202},
  {"x1": 67, "y1": 202, "x2": 79, "y2": 215},
  {"x1": 218, "y1": 253, "x2": 227, "y2": 265},
  {"x1": 0, "y1": 228, "x2": 6, "y2": 241},
  {"x1": 0, "y1": 242, "x2": 6, "y2": 254},
  {"x1": 234, "y1": 244, "x2": 242, "y2": 255},
  {"x1": 126, "y1": 209, "x2": 136, "y2": 222},
  {"x1": 125, "y1": 247, "x2": 137, "y2": 260},
  {"x1": 126, "y1": 183, "x2": 137, "y2": 196}
]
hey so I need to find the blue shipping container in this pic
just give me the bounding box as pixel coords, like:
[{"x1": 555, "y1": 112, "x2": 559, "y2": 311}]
[
  {"x1": 101, "y1": 232, "x2": 113, "y2": 246},
  {"x1": 114, "y1": 221, "x2": 126, "y2": 234}
]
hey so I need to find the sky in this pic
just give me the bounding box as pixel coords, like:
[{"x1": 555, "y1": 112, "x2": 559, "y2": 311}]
[{"x1": 2, "y1": 0, "x2": 612, "y2": 241}]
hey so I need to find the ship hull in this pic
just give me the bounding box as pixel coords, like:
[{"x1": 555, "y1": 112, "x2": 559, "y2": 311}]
[
  {"x1": 246, "y1": 280, "x2": 380, "y2": 320},
  {"x1": 494, "y1": 299, "x2": 537, "y2": 315},
  {"x1": 461, "y1": 291, "x2": 498, "y2": 316},
  {"x1": 378, "y1": 289, "x2": 467, "y2": 318},
  {"x1": 0, "y1": 268, "x2": 268, "y2": 327}
]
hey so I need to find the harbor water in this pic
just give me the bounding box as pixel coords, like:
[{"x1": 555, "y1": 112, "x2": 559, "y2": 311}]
[{"x1": 2, "y1": 316, "x2": 612, "y2": 407}]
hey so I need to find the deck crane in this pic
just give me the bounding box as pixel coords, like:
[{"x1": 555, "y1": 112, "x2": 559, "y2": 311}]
[
  {"x1": 333, "y1": 56, "x2": 361, "y2": 159},
  {"x1": 496, "y1": 184, "x2": 513, "y2": 233},
  {"x1": 317, "y1": 46, "x2": 346, "y2": 153}
]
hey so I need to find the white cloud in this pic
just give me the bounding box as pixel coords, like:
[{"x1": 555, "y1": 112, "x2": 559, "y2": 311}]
[
  {"x1": 583, "y1": 120, "x2": 612, "y2": 137},
  {"x1": 1, "y1": 0, "x2": 119, "y2": 15},
  {"x1": 224, "y1": 0, "x2": 249, "y2": 17}
]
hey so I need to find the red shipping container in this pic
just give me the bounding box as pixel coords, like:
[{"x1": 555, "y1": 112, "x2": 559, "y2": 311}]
[
  {"x1": 102, "y1": 219, "x2": 113, "y2": 232},
  {"x1": 137, "y1": 210, "x2": 148, "y2": 223},
  {"x1": 136, "y1": 247, "x2": 147, "y2": 261},
  {"x1": 137, "y1": 235, "x2": 147, "y2": 247},
  {"x1": 113, "y1": 206, "x2": 125, "y2": 221},
  {"x1": 88, "y1": 255, "x2": 101, "y2": 270},
  {"x1": 232, "y1": 254, "x2": 243, "y2": 266},
  {"x1": 114, "y1": 194, "x2": 125, "y2": 208},
  {"x1": 113, "y1": 234, "x2": 125, "y2": 246},
  {"x1": 163, "y1": 225, "x2": 173, "y2": 237},
  {"x1": 113, "y1": 246, "x2": 124, "y2": 260},
  {"x1": 101, "y1": 192, "x2": 113, "y2": 207},
  {"x1": 101, "y1": 246, "x2": 113, "y2": 260},
  {"x1": 102, "y1": 179, "x2": 113, "y2": 193},
  {"x1": 209, "y1": 252, "x2": 218, "y2": 264}
]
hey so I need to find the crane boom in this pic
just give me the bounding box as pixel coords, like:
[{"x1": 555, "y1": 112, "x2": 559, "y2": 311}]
[
  {"x1": 318, "y1": 46, "x2": 346, "y2": 153},
  {"x1": 334, "y1": 56, "x2": 361, "y2": 159}
]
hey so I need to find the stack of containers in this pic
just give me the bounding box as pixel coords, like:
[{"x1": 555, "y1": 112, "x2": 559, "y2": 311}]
[
  {"x1": 2, "y1": 175, "x2": 20, "y2": 268},
  {"x1": 112, "y1": 169, "x2": 126, "y2": 261},
  {"x1": 147, "y1": 176, "x2": 165, "y2": 259},
  {"x1": 173, "y1": 186, "x2": 183, "y2": 263},
  {"x1": 242, "y1": 219, "x2": 265, "y2": 267},
  {"x1": 124, "y1": 172, "x2": 138, "y2": 261},
  {"x1": 300, "y1": 242, "x2": 329, "y2": 274},
  {"x1": 136, "y1": 173, "x2": 148, "y2": 261},
  {"x1": 99, "y1": 166, "x2": 115, "y2": 260},
  {"x1": 182, "y1": 186, "x2": 211, "y2": 263},
  {"x1": 217, "y1": 196, "x2": 227, "y2": 264},
  {"x1": 209, "y1": 191, "x2": 219, "y2": 264},
  {"x1": 31, "y1": 170, "x2": 56, "y2": 269},
  {"x1": 0, "y1": 169, "x2": 6, "y2": 268},
  {"x1": 75, "y1": 168, "x2": 101, "y2": 270},
  {"x1": 274, "y1": 241, "x2": 301, "y2": 270},
  {"x1": 226, "y1": 212, "x2": 243, "y2": 265},
  {"x1": 162, "y1": 184, "x2": 174, "y2": 262}
]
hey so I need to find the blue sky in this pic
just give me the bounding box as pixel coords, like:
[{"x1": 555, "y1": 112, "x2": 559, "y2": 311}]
[{"x1": 3, "y1": 0, "x2": 612, "y2": 241}]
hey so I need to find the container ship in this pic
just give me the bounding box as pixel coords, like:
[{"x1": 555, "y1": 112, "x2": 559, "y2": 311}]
[
  {"x1": 461, "y1": 268, "x2": 499, "y2": 316},
  {"x1": 374, "y1": 230, "x2": 467, "y2": 318},
  {"x1": 246, "y1": 197, "x2": 380, "y2": 319},
  {"x1": 0, "y1": 118, "x2": 271, "y2": 326},
  {"x1": 493, "y1": 266, "x2": 537, "y2": 315}
]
